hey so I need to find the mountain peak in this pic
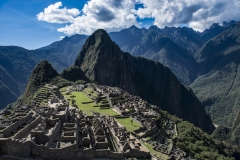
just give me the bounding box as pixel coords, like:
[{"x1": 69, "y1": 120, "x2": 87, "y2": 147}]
[
  {"x1": 74, "y1": 29, "x2": 122, "y2": 79},
  {"x1": 210, "y1": 23, "x2": 220, "y2": 29},
  {"x1": 149, "y1": 25, "x2": 160, "y2": 31},
  {"x1": 22, "y1": 60, "x2": 58, "y2": 103},
  {"x1": 86, "y1": 29, "x2": 114, "y2": 48},
  {"x1": 92, "y1": 29, "x2": 111, "y2": 40},
  {"x1": 222, "y1": 20, "x2": 237, "y2": 27},
  {"x1": 129, "y1": 25, "x2": 138, "y2": 29},
  {"x1": 93, "y1": 29, "x2": 108, "y2": 35},
  {"x1": 32, "y1": 60, "x2": 58, "y2": 77}
]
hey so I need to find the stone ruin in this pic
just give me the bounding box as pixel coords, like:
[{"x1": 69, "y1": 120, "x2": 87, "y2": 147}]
[
  {"x1": 0, "y1": 95, "x2": 150, "y2": 159},
  {"x1": 0, "y1": 83, "x2": 188, "y2": 159}
]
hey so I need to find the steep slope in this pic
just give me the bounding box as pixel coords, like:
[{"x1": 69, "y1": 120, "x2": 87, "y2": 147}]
[
  {"x1": 212, "y1": 108, "x2": 240, "y2": 148},
  {"x1": 161, "y1": 26, "x2": 203, "y2": 55},
  {"x1": 200, "y1": 20, "x2": 237, "y2": 43},
  {"x1": 110, "y1": 27, "x2": 199, "y2": 84},
  {"x1": 0, "y1": 35, "x2": 87, "y2": 109},
  {"x1": 60, "y1": 66, "x2": 89, "y2": 82},
  {"x1": 21, "y1": 60, "x2": 59, "y2": 104},
  {"x1": 134, "y1": 32, "x2": 198, "y2": 84},
  {"x1": 74, "y1": 29, "x2": 214, "y2": 133},
  {"x1": 0, "y1": 46, "x2": 38, "y2": 109},
  {"x1": 0, "y1": 66, "x2": 19, "y2": 108},
  {"x1": 109, "y1": 25, "x2": 146, "y2": 54},
  {"x1": 191, "y1": 22, "x2": 240, "y2": 127},
  {"x1": 37, "y1": 34, "x2": 87, "y2": 66}
]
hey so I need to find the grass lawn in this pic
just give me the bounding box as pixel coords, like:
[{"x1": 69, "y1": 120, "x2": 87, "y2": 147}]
[
  {"x1": 115, "y1": 117, "x2": 142, "y2": 132},
  {"x1": 61, "y1": 88, "x2": 118, "y2": 116},
  {"x1": 72, "y1": 92, "x2": 119, "y2": 116},
  {"x1": 60, "y1": 87, "x2": 141, "y2": 131}
]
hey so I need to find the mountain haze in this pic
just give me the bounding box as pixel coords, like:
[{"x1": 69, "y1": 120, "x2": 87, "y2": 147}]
[
  {"x1": 109, "y1": 26, "x2": 198, "y2": 84},
  {"x1": 0, "y1": 35, "x2": 87, "y2": 109},
  {"x1": 191, "y1": 22, "x2": 240, "y2": 127}
]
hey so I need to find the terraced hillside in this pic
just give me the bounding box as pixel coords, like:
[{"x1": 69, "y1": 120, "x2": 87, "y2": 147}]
[{"x1": 31, "y1": 86, "x2": 55, "y2": 107}]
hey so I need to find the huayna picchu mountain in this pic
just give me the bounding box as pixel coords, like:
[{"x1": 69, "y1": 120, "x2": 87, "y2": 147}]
[{"x1": 74, "y1": 29, "x2": 214, "y2": 133}]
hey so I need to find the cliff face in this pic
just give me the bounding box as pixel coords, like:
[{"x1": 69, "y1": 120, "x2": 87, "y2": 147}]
[
  {"x1": 74, "y1": 29, "x2": 214, "y2": 133},
  {"x1": 60, "y1": 66, "x2": 89, "y2": 82}
]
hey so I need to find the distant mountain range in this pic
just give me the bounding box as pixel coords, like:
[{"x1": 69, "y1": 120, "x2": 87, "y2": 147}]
[
  {"x1": 0, "y1": 35, "x2": 87, "y2": 109},
  {"x1": 1, "y1": 20, "x2": 240, "y2": 141}
]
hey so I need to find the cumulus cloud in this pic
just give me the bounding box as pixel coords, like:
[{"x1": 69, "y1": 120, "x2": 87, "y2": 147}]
[
  {"x1": 37, "y1": 2, "x2": 80, "y2": 23},
  {"x1": 37, "y1": 0, "x2": 240, "y2": 34},
  {"x1": 136, "y1": 0, "x2": 240, "y2": 31},
  {"x1": 37, "y1": 0, "x2": 138, "y2": 35}
]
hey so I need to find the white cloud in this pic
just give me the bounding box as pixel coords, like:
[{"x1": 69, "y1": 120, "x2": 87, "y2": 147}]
[
  {"x1": 57, "y1": 0, "x2": 139, "y2": 35},
  {"x1": 136, "y1": 0, "x2": 240, "y2": 32},
  {"x1": 37, "y1": 2, "x2": 80, "y2": 23},
  {"x1": 37, "y1": 0, "x2": 240, "y2": 34},
  {"x1": 59, "y1": 36, "x2": 65, "y2": 40}
]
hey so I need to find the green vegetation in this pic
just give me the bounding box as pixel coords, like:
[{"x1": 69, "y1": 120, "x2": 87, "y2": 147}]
[
  {"x1": 176, "y1": 121, "x2": 230, "y2": 160},
  {"x1": 115, "y1": 117, "x2": 142, "y2": 132},
  {"x1": 60, "y1": 66, "x2": 89, "y2": 82},
  {"x1": 61, "y1": 88, "x2": 118, "y2": 116},
  {"x1": 142, "y1": 142, "x2": 168, "y2": 160},
  {"x1": 20, "y1": 61, "x2": 59, "y2": 105},
  {"x1": 155, "y1": 110, "x2": 240, "y2": 160},
  {"x1": 32, "y1": 86, "x2": 53, "y2": 107},
  {"x1": 60, "y1": 87, "x2": 141, "y2": 131}
]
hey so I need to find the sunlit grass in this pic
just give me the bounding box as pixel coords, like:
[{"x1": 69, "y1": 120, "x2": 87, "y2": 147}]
[
  {"x1": 115, "y1": 117, "x2": 142, "y2": 132},
  {"x1": 60, "y1": 87, "x2": 141, "y2": 131}
]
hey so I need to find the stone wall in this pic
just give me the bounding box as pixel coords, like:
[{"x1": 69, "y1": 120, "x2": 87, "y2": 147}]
[
  {"x1": 0, "y1": 138, "x2": 149, "y2": 159},
  {"x1": 2, "y1": 112, "x2": 34, "y2": 138},
  {"x1": 46, "y1": 121, "x2": 61, "y2": 147},
  {"x1": 0, "y1": 138, "x2": 8, "y2": 154},
  {"x1": 13, "y1": 116, "x2": 41, "y2": 139},
  {"x1": 123, "y1": 148, "x2": 150, "y2": 158},
  {"x1": 95, "y1": 142, "x2": 109, "y2": 149},
  {"x1": 93, "y1": 149, "x2": 123, "y2": 159},
  {"x1": 60, "y1": 131, "x2": 76, "y2": 143},
  {"x1": 46, "y1": 118, "x2": 58, "y2": 127},
  {"x1": 6, "y1": 139, "x2": 31, "y2": 158}
]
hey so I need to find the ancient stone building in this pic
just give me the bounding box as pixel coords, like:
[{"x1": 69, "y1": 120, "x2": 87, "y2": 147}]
[{"x1": 0, "y1": 95, "x2": 150, "y2": 159}]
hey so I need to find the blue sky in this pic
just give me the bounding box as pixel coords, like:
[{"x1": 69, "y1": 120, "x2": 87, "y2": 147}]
[
  {"x1": 0, "y1": 0, "x2": 240, "y2": 49},
  {"x1": 0, "y1": 0, "x2": 90, "y2": 49}
]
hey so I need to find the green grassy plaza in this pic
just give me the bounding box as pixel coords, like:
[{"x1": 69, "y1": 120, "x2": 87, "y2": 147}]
[
  {"x1": 60, "y1": 87, "x2": 141, "y2": 132},
  {"x1": 59, "y1": 87, "x2": 167, "y2": 159}
]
